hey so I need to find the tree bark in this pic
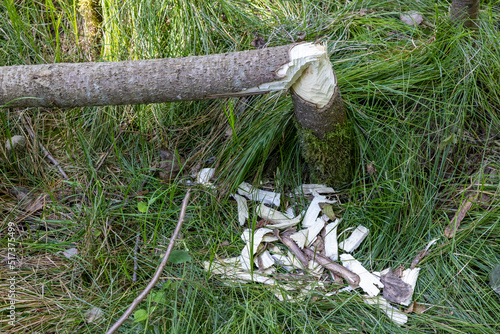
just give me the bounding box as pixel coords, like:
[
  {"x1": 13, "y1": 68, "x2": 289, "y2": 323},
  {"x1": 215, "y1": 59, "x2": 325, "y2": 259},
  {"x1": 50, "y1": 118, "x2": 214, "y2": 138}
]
[
  {"x1": 450, "y1": 0, "x2": 479, "y2": 28},
  {"x1": 0, "y1": 42, "x2": 352, "y2": 186},
  {"x1": 289, "y1": 47, "x2": 353, "y2": 187},
  {"x1": 0, "y1": 44, "x2": 296, "y2": 108}
]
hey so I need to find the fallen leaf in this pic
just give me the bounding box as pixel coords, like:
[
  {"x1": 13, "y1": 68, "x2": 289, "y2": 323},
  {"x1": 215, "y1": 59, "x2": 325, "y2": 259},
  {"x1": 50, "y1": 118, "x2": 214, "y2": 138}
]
[
  {"x1": 438, "y1": 133, "x2": 457, "y2": 149},
  {"x1": 322, "y1": 204, "x2": 336, "y2": 220},
  {"x1": 134, "y1": 309, "x2": 148, "y2": 322},
  {"x1": 404, "y1": 301, "x2": 426, "y2": 314},
  {"x1": 444, "y1": 192, "x2": 486, "y2": 238},
  {"x1": 137, "y1": 201, "x2": 148, "y2": 213},
  {"x1": 381, "y1": 269, "x2": 413, "y2": 304},
  {"x1": 85, "y1": 307, "x2": 104, "y2": 323},
  {"x1": 490, "y1": 264, "x2": 500, "y2": 295},
  {"x1": 167, "y1": 250, "x2": 192, "y2": 264},
  {"x1": 60, "y1": 247, "x2": 78, "y2": 259},
  {"x1": 367, "y1": 162, "x2": 376, "y2": 176},
  {"x1": 5, "y1": 135, "x2": 27, "y2": 151},
  {"x1": 400, "y1": 11, "x2": 423, "y2": 26},
  {"x1": 158, "y1": 149, "x2": 186, "y2": 181}
]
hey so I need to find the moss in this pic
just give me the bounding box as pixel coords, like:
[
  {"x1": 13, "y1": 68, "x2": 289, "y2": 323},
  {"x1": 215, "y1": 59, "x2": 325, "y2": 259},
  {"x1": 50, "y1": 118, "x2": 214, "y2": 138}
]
[
  {"x1": 296, "y1": 121, "x2": 354, "y2": 188},
  {"x1": 78, "y1": 0, "x2": 103, "y2": 59}
]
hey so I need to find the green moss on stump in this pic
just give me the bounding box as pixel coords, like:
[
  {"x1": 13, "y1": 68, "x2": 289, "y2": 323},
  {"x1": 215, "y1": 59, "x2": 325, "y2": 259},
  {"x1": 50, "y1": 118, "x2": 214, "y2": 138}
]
[{"x1": 297, "y1": 121, "x2": 354, "y2": 188}]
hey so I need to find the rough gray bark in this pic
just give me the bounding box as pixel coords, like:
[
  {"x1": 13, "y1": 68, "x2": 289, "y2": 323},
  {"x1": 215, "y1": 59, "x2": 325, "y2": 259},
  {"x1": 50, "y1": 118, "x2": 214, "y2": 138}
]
[
  {"x1": 290, "y1": 66, "x2": 352, "y2": 188},
  {"x1": 291, "y1": 85, "x2": 346, "y2": 138},
  {"x1": 0, "y1": 45, "x2": 292, "y2": 108},
  {"x1": 450, "y1": 0, "x2": 479, "y2": 28},
  {"x1": 1, "y1": 42, "x2": 353, "y2": 187}
]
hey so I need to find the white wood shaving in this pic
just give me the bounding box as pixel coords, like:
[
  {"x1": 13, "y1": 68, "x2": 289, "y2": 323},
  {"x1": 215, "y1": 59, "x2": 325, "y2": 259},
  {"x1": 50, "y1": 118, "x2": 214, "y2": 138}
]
[
  {"x1": 364, "y1": 296, "x2": 408, "y2": 325},
  {"x1": 340, "y1": 254, "x2": 383, "y2": 297},
  {"x1": 240, "y1": 228, "x2": 275, "y2": 270},
  {"x1": 302, "y1": 194, "x2": 336, "y2": 228},
  {"x1": 196, "y1": 168, "x2": 216, "y2": 186},
  {"x1": 291, "y1": 216, "x2": 326, "y2": 249},
  {"x1": 237, "y1": 182, "x2": 280, "y2": 207},
  {"x1": 294, "y1": 184, "x2": 335, "y2": 195},
  {"x1": 339, "y1": 225, "x2": 369, "y2": 252},
  {"x1": 401, "y1": 268, "x2": 420, "y2": 306},
  {"x1": 256, "y1": 203, "x2": 302, "y2": 229},
  {"x1": 324, "y1": 219, "x2": 340, "y2": 261},
  {"x1": 232, "y1": 193, "x2": 249, "y2": 226},
  {"x1": 255, "y1": 250, "x2": 276, "y2": 270}
]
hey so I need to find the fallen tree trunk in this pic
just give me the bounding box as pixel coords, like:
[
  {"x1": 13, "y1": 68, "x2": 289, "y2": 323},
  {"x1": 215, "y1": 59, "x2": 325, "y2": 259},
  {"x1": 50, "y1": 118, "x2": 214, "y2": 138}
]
[
  {"x1": 0, "y1": 42, "x2": 352, "y2": 186},
  {"x1": 450, "y1": 0, "x2": 479, "y2": 28},
  {"x1": 1, "y1": 43, "x2": 311, "y2": 108}
]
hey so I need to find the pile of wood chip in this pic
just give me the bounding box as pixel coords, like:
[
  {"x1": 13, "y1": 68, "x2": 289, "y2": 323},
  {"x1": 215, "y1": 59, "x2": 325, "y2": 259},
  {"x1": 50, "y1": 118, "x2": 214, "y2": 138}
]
[{"x1": 204, "y1": 183, "x2": 437, "y2": 325}]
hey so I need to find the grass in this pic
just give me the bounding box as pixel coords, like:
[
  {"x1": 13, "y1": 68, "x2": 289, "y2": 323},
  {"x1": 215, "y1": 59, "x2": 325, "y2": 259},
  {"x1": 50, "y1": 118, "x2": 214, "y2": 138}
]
[{"x1": 1, "y1": 0, "x2": 500, "y2": 332}]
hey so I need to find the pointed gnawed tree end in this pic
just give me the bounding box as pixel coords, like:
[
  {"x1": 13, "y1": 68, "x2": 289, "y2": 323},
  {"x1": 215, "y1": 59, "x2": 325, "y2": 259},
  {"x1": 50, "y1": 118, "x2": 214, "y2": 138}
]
[{"x1": 289, "y1": 43, "x2": 353, "y2": 188}]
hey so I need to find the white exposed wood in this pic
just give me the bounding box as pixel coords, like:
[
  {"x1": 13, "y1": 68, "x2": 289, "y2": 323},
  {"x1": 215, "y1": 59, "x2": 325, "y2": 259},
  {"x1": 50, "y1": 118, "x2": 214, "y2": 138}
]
[
  {"x1": 425, "y1": 238, "x2": 439, "y2": 251},
  {"x1": 241, "y1": 228, "x2": 278, "y2": 243},
  {"x1": 324, "y1": 219, "x2": 341, "y2": 261},
  {"x1": 340, "y1": 254, "x2": 384, "y2": 296},
  {"x1": 237, "y1": 182, "x2": 281, "y2": 207},
  {"x1": 291, "y1": 216, "x2": 326, "y2": 249},
  {"x1": 287, "y1": 251, "x2": 306, "y2": 270},
  {"x1": 339, "y1": 225, "x2": 369, "y2": 252},
  {"x1": 302, "y1": 194, "x2": 336, "y2": 228},
  {"x1": 232, "y1": 194, "x2": 249, "y2": 226},
  {"x1": 271, "y1": 253, "x2": 294, "y2": 271},
  {"x1": 255, "y1": 203, "x2": 302, "y2": 229},
  {"x1": 401, "y1": 268, "x2": 420, "y2": 306},
  {"x1": 236, "y1": 43, "x2": 329, "y2": 103},
  {"x1": 308, "y1": 260, "x2": 324, "y2": 277},
  {"x1": 364, "y1": 296, "x2": 408, "y2": 325},
  {"x1": 291, "y1": 43, "x2": 336, "y2": 108},
  {"x1": 294, "y1": 184, "x2": 336, "y2": 195},
  {"x1": 255, "y1": 251, "x2": 276, "y2": 270}
]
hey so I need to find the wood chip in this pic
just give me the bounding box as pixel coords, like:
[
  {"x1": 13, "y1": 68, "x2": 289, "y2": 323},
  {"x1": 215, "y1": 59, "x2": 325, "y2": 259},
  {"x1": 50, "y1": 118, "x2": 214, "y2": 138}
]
[
  {"x1": 364, "y1": 296, "x2": 408, "y2": 325},
  {"x1": 339, "y1": 225, "x2": 369, "y2": 252},
  {"x1": 324, "y1": 219, "x2": 340, "y2": 261},
  {"x1": 232, "y1": 194, "x2": 249, "y2": 226},
  {"x1": 340, "y1": 254, "x2": 383, "y2": 296},
  {"x1": 237, "y1": 182, "x2": 280, "y2": 207},
  {"x1": 290, "y1": 216, "x2": 326, "y2": 249},
  {"x1": 256, "y1": 203, "x2": 302, "y2": 229}
]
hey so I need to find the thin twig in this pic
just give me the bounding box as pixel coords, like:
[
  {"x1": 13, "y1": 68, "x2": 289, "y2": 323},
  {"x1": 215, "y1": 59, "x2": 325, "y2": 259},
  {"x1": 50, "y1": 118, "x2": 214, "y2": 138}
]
[
  {"x1": 132, "y1": 233, "x2": 141, "y2": 283},
  {"x1": 303, "y1": 247, "x2": 360, "y2": 287},
  {"x1": 18, "y1": 111, "x2": 69, "y2": 180},
  {"x1": 106, "y1": 190, "x2": 191, "y2": 334}
]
